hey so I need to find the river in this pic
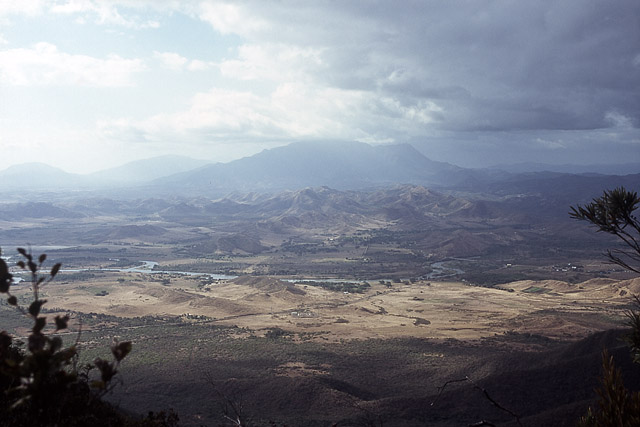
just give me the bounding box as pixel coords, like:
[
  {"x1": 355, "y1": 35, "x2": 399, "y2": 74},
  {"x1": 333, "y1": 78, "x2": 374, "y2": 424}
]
[
  {"x1": 11, "y1": 259, "x2": 461, "y2": 283},
  {"x1": 9, "y1": 261, "x2": 237, "y2": 281},
  {"x1": 425, "y1": 261, "x2": 465, "y2": 279}
]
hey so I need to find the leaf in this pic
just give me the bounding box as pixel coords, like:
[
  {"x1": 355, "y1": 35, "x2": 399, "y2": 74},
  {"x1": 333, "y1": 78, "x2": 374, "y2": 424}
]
[
  {"x1": 54, "y1": 314, "x2": 69, "y2": 331},
  {"x1": 0, "y1": 260, "x2": 10, "y2": 293},
  {"x1": 28, "y1": 299, "x2": 46, "y2": 317},
  {"x1": 112, "y1": 341, "x2": 132, "y2": 362},
  {"x1": 32, "y1": 316, "x2": 46, "y2": 334},
  {"x1": 0, "y1": 280, "x2": 10, "y2": 293},
  {"x1": 16, "y1": 261, "x2": 25, "y2": 269},
  {"x1": 56, "y1": 345, "x2": 77, "y2": 363},
  {"x1": 28, "y1": 332, "x2": 46, "y2": 352},
  {"x1": 94, "y1": 358, "x2": 115, "y2": 383},
  {"x1": 38, "y1": 253, "x2": 46, "y2": 264},
  {"x1": 50, "y1": 263, "x2": 62, "y2": 278},
  {"x1": 7, "y1": 296, "x2": 17, "y2": 305},
  {"x1": 50, "y1": 336, "x2": 62, "y2": 352},
  {"x1": 49, "y1": 337, "x2": 62, "y2": 353},
  {"x1": 0, "y1": 331, "x2": 12, "y2": 350},
  {"x1": 17, "y1": 248, "x2": 27, "y2": 257},
  {"x1": 0, "y1": 276, "x2": 10, "y2": 294}
]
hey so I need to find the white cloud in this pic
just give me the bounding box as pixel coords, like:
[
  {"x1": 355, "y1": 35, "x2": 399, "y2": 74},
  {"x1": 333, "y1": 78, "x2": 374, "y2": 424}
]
[
  {"x1": 98, "y1": 80, "x2": 443, "y2": 146},
  {"x1": 49, "y1": 0, "x2": 161, "y2": 29},
  {"x1": 186, "y1": 59, "x2": 212, "y2": 71},
  {"x1": 198, "y1": 1, "x2": 268, "y2": 36},
  {"x1": 0, "y1": 42, "x2": 145, "y2": 86},
  {"x1": 153, "y1": 51, "x2": 188, "y2": 70},
  {"x1": 153, "y1": 51, "x2": 214, "y2": 71},
  {"x1": 0, "y1": 0, "x2": 44, "y2": 16},
  {"x1": 534, "y1": 137, "x2": 565, "y2": 150},
  {"x1": 219, "y1": 43, "x2": 324, "y2": 82},
  {"x1": 605, "y1": 111, "x2": 634, "y2": 128}
]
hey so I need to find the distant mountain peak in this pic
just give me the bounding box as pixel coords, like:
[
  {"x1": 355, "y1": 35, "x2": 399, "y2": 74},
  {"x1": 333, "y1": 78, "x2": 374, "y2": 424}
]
[
  {"x1": 153, "y1": 140, "x2": 462, "y2": 195},
  {"x1": 1, "y1": 162, "x2": 70, "y2": 175},
  {"x1": 89, "y1": 155, "x2": 210, "y2": 183}
]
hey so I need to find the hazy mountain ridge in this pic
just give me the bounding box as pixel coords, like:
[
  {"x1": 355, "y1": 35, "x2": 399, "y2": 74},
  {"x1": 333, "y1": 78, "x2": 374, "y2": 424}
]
[
  {"x1": 5, "y1": 185, "x2": 557, "y2": 243},
  {"x1": 0, "y1": 163, "x2": 87, "y2": 190},
  {"x1": 0, "y1": 201, "x2": 84, "y2": 219},
  {"x1": 89, "y1": 155, "x2": 210, "y2": 184},
  {"x1": 0, "y1": 181, "x2": 619, "y2": 229},
  {"x1": 0, "y1": 156, "x2": 210, "y2": 191},
  {"x1": 1, "y1": 142, "x2": 637, "y2": 199},
  {"x1": 489, "y1": 161, "x2": 640, "y2": 175},
  {"x1": 151, "y1": 140, "x2": 463, "y2": 194}
]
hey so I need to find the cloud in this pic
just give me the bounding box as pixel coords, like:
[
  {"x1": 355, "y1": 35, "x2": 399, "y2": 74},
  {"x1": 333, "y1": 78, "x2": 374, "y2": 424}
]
[
  {"x1": 153, "y1": 51, "x2": 214, "y2": 71},
  {"x1": 194, "y1": 0, "x2": 640, "y2": 133},
  {"x1": 534, "y1": 137, "x2": 565, "y2": 150},
  {"x1": 198, "y1": 2, "x2": 269, "y2": 36},
  {"x1": 99, "y1": 80, "x2": 443, "y2": 146},
  {"x1": 4, "y1": 0, "x2": 639, "y2": 171},
  {"x1": 187, "y1": 60, "x2": 212, "y2": 71},
  {"x1": 10, "y1": 1, "x2": 637, "y2": 132},
  {"x1": 605, "y1": 111, "x2": 635, "y2": 129},
  {"x1": 153, "y1": 51, "x2": 188, "y2": 70},
  {"x1": 49, "y1": 0, "x2": 161, "y2": 28},
  {"x1": 0, "y1": 0, "x2": 44, "y2": 17},
  {"x1": 219, "y1": 43, "x2": 325, "y2": 82},
  {"x1": 0, "y1": 42, "x2": 145, "y2": 86},
  {"x1": 0, "y1": 0, "x2": 168, "y2": 27},
  {"x1": 98, "y1": 0, "x2": 639, "y2": 155}
]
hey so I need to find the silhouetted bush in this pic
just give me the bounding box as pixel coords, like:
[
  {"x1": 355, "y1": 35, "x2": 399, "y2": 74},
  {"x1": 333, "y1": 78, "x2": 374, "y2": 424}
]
[
  {"x1": 572, "y1": 187, "x2": 640, "y2": 425},
  {"x1": 0, "y1": 247, "x2": 136, "y2": 426}
]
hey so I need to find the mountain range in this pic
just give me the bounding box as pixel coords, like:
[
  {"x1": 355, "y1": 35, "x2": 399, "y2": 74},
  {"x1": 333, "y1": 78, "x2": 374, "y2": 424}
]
[{"x1": 0, "y1": 141, "x2": 637, "y2": 199}]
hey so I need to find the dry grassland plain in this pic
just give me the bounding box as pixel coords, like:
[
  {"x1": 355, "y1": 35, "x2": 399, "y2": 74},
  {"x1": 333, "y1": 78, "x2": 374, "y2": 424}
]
[
  {"x1": 5, "y1": 267, "x2": 634, "y2": 426},
  {"x1": 10, "y1": 269, "x2": 636, "y2": 342},
  {"x1": 1, "y1": 189, "x2": 638, "y2": 425}
]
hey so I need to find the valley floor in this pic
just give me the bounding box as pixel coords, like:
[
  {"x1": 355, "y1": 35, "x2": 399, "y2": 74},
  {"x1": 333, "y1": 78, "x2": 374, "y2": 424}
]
[{"x1": 4, "y1": 269, "x2": 639, "y2": 426}]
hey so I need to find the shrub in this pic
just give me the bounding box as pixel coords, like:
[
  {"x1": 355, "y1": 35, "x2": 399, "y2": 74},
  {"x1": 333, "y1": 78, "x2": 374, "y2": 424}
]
[{"x1": 0, "y1": 247, "x2": 132, "y2": 426}]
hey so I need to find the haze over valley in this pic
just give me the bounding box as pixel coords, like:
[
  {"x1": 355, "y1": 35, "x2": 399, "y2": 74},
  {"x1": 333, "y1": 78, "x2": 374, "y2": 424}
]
[
  {"x1": 1, "y1": 140, "x2": 639, "y2": 425},
  {"x1": 1, "y1": 1, "x2": 639, "y2": 426}
]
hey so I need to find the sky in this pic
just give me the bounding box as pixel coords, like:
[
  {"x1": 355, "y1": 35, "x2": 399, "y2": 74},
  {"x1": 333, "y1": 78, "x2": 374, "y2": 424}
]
[{"x1": 0, "y1": 0, "x2": 639, "y2": 174}]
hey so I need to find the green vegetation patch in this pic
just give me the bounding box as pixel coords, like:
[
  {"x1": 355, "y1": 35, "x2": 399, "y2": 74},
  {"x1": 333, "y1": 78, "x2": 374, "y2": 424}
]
[
  {"x1": 294, "y1": 280, "x2": 371, "y2": 293},
  {"x1": 522, "y1": 286, "x2": 549, "y2": 294}
]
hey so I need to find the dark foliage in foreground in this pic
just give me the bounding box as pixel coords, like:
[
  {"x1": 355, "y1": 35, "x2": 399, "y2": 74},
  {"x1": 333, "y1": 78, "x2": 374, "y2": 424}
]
[
  {"x1": 570, "y1": 187, "x2": 640, "y2": 274},
  {"x1": 572, "y1": 187, "x2": 640, "y2": 426},
  {"x1": 0, "y1": 247, "x2": 177, "y2": 426}
]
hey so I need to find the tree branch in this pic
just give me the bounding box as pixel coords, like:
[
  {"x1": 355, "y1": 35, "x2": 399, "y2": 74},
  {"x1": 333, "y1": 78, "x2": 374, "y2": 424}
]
[{"x1": 432, "y1": 376, "x2": 523, "y2": 427}]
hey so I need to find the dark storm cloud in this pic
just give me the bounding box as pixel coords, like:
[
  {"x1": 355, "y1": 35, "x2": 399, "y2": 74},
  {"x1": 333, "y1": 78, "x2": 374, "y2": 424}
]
[
  {"x1": 374, "y1": 0, "x2": 640, "y2": 131},
  {"x1": 247, "y1": 0, "x2": 640, "y2": 132}
]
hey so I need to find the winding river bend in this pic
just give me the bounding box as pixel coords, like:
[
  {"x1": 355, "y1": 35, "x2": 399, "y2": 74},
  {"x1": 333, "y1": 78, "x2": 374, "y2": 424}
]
[
  {"x1": 12, "y1": 259, "x2": 462, "y2": 283},
  {"x1": 55, "y1": 261, "x2": 237, "y2": 281},
  {"x1": 425, "y1": 261, "x2": 465, "y2": 279}
]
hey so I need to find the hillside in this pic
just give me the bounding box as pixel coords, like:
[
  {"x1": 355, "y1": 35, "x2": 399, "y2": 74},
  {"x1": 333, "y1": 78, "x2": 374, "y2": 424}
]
[
  {"x1": 89, "y1": 155, "x2": 209, "y2": 184},
  {"x1": 18, "y1": 271, "x2": 636, "y2": 426},
  {"x1": 152, "y1": 140, "x2": 463, "y2": 194},
  {"x1": 0, "y1": 163, "x2": 86, "y2": 190},
  {"x1": 1, "y1": 142, "x2": 636, "y2": 201}
]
